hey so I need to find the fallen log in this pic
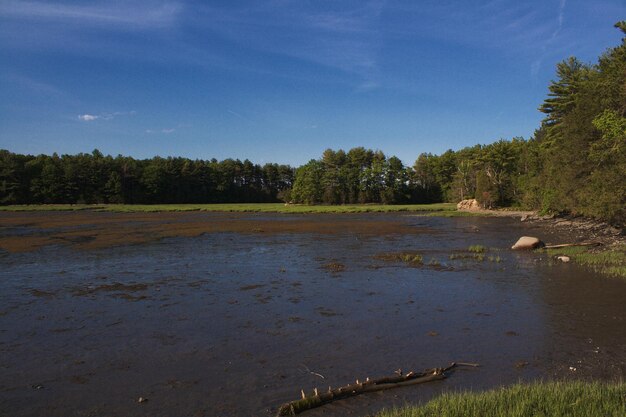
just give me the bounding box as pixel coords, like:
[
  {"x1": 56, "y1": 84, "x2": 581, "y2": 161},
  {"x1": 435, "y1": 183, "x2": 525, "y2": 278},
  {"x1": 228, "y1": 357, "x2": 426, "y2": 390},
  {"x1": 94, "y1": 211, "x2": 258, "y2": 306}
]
[
  {"x1": 275, "y1": 362, "x2": 479, "y2": 416},
  {"x1": 543, "y1": 241, "x2": 602, "y2": 249}
]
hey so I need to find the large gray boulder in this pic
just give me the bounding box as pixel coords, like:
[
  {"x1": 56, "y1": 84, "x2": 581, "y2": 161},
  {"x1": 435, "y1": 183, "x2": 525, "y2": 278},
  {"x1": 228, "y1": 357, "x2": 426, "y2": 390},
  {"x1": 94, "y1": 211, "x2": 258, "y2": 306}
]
[{"x1": 511, "y1": 236, "x2": 544, "y2": 250}]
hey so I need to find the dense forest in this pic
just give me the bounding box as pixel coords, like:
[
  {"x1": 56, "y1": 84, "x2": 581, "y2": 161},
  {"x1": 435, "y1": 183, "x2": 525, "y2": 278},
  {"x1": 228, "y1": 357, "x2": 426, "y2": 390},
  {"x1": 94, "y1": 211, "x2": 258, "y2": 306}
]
[
  {"x1": 0, "y1": 151, "x2": 294, "y2": 204},
  {"x1": 1, "y1": 23, "x2": 624, "y2": 225}
]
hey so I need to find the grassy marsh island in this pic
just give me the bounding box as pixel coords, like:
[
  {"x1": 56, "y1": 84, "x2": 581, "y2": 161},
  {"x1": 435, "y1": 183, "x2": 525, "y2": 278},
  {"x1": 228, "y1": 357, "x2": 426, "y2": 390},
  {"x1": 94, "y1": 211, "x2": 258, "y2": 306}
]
[{"x1": 542, "y1": 244, "x2": 626, "y2": 279}]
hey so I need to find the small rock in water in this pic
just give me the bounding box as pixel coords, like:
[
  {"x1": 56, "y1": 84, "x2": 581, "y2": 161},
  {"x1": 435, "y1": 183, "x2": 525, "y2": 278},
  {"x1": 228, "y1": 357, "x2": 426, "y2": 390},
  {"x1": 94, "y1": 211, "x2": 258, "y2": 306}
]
[
  {"x1": 557, "y1": 256, "x2": 570, "y2": 263},
  {"x1": 137, "y1": 397, "x2": 148, "y2": 403},
  {"x1": 511, "y1": 236, "x2": 544, "y2": 250}
]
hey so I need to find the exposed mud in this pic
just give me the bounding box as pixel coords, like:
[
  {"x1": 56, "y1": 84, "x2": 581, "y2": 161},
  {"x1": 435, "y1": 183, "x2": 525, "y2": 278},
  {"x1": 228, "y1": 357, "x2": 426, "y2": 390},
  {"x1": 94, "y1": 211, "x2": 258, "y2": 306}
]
[
  {"x1": 1, "y1": 213, "x2": 625, "y2": 417},
  {"x1": 0, "y1": 211, "x2": 435, "y2": 253}
]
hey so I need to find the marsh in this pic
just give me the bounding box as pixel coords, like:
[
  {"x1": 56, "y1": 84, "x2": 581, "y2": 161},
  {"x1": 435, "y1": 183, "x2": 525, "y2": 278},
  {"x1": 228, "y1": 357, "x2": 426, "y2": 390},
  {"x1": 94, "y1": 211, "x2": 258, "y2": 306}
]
[{"x1": 1, "y1": 212, "x2": 625, "y2": 416}]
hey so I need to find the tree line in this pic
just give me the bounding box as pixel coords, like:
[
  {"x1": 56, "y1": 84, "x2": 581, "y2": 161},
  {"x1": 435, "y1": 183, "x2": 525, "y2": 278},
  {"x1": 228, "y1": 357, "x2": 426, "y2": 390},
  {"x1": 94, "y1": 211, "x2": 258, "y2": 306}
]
[
  {"x1": 294, "y1": 22, "x2": 625, "y2": 225},
  {"x1": 289, "y1": 140, "x2": 528, "y2": 207},
  {"x1": 0, "y1": 150, "x2": 294, "y2": 204},
  {"x1": 0, "y1": 23, "x2": 624, "y2": 224}
]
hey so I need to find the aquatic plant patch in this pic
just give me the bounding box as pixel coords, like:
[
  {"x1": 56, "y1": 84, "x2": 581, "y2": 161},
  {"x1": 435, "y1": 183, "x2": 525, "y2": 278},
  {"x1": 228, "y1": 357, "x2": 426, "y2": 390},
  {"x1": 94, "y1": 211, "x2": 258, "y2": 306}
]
[{"x1": 542, "y1": 244, "x2": 626, "y2": 279}]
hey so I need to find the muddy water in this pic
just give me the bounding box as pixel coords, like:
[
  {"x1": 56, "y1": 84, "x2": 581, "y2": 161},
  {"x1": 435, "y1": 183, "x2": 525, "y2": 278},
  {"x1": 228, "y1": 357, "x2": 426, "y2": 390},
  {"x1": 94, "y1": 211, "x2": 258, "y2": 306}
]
[{"x1": 0, "y1": 213, "x2": 625, "y2": 417}]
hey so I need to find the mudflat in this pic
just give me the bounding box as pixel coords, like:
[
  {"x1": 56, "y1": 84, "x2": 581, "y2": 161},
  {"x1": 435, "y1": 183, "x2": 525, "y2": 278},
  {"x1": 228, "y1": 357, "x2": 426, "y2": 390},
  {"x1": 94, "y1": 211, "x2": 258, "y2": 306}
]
[
  {"x1": 0, "y1": 211, "x2": 434, "y2": 253},
  {"x1": 1, "y1": 212, "x2": 625, "y2": 417}
]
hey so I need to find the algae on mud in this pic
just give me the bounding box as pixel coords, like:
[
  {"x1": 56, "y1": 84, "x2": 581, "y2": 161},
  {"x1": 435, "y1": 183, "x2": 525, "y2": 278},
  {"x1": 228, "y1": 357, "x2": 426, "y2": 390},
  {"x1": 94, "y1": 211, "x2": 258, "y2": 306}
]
[{"x1": 0, "y1": 210, "x2": 440, "y2": 253}]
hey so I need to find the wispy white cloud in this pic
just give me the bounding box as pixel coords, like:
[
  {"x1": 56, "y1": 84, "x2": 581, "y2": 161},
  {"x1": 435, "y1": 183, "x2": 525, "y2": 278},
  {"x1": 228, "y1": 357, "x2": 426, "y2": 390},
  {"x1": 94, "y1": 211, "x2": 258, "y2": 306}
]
[
  {"x1": 4, "y1": 73, "x2": 65, "y2": 96},
  {"x1": 384, "y1": 1, "x2": 555, "y2": 51},
  {"x1": 0, "y1": 1, "x2": 184, "y2": 60},
  {"x1": 558, "y1": 0, "x2": 566, "y2": 29},
  {"x1": 552, "y1": 0, "x2": 567, "y2": 41},
  {"x1": 194, "y1": 2, "x2": 385, "y2": 86},
  {"x1": 530, "y1": 60, "x2": 542, "y2": 78},
  {"x1": 227, "y1": 109, "x2": 256, "y2": 123},
  {"x1": 0, "y1": 2, "x2": 377, "y2": 89},
  {"x1": 0, "y1": 1, "x2": 182, "y2": 29},
  {"x1": 78, "y1": 114, "x2": 99, "y2": 121},
  {"x1": 78, "y1": 111, "x2": 135, "y2": 121},
  {"x1": 103, "y1": 110, "x2": 136, "y2": 119},
  {"x1": 356, "y1": 80, "x2": 380, "y2": 92},
  {"x1": 531, "y1": 0, "x2": 568, "y2": 80},
  {"x1": 384, "y1": 1, "x2": 571, "y2": 82},
  {"x1": 146, "y1": 128, "x2": 176, "y2": 134}
]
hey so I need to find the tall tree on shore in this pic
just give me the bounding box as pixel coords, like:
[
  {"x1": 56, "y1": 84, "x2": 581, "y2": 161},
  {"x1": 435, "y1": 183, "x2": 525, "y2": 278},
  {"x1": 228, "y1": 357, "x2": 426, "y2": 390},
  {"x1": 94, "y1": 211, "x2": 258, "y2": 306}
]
[
  {"x1": 538, "y1": 57, "x2": 590, "y2": 136},
  {"x1": 291, "y1": 160, "x2": 325, "y2": 204},
  {"x1": 535, "y1": 21, "x2": 626, "y2": 223}
]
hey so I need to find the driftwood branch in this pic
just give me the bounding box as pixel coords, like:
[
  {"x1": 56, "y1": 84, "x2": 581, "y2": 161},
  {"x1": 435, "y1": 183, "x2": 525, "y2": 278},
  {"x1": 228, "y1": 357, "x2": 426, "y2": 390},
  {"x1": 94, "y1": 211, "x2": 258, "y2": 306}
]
[
  {"x1": 543, "y1": 241, "x2": 602, "y2": 249},
  {"x1": 275, "y1": 362, "x2": 479, "y2": 416}
]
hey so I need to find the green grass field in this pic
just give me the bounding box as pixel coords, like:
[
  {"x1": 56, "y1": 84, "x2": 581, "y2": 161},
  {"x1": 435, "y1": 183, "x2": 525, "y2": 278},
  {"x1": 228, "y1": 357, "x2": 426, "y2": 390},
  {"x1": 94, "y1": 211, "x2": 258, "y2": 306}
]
[
  {"x1": 377, "y1": 381, "x2": 626, "y2": 417},
  {"x1": 0, "y1": 203, "x2": 457, "y2": 214}
]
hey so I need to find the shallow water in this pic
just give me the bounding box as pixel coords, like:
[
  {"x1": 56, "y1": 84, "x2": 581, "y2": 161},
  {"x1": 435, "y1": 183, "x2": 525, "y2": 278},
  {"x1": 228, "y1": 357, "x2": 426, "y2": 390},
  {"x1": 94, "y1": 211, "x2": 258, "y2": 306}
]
[{"x1": 1, "y1": 213, "x2": 625, "y2": 417}]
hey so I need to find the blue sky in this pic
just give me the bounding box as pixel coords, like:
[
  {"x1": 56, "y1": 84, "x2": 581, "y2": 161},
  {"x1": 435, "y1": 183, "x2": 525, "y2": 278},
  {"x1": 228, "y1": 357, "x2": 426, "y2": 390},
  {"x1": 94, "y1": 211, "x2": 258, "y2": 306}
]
[{"x1": 0, "y1": 1, "x2": 624, "y2": 166}]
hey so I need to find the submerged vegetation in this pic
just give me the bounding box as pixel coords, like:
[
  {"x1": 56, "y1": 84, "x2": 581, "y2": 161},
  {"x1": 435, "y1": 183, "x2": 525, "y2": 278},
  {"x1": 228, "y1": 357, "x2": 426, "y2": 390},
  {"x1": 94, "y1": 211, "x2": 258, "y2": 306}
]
[
  {"x1": 321, "y1": 262, "x2": 346, "y2": 273},
  {"x1": 375, "y1": 252, "x2": 424, "y2": 266},
  {"x1": 448, "y1": 246, "x2": 503, "y2": 263},
  {"x1": 377, "y1": 246, "x2": 505, "y2": 269},
  {"x1": 468, "y1": 245, "x2": 487, "y2": 253},
  {"x1": 377, "y1": 381, "x2": 626, "y2": 417},
  {"x1": 543, "y1": 244, "x2": 626, "y2": 279}
]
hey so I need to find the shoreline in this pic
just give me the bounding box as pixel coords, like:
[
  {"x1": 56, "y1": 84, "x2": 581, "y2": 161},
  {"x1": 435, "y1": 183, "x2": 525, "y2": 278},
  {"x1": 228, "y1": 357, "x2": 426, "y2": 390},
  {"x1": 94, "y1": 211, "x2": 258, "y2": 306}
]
[{"x1": 460, "y1": 208, "x2": 625, "y2": 246}]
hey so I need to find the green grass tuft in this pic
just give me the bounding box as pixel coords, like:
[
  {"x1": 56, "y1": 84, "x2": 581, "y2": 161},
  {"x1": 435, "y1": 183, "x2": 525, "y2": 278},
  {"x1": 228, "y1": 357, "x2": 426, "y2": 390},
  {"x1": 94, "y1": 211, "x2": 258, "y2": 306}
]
[
  {"x1": 468, "y1": 245, "x2": 487, "y2": 253},
  {"x1": 376, "y1": 252, "x2": 423, "y2": 266},
  {"x1": 399, "y1": 254, "x2": 423, "y2": 265},
  {"x1": 449, "y1": 248, "x2": 498, "y2": 263},
  {"x1": 543, "y1": 244, "x2": 626, "y2": 279},
  {"x1": 377, "y1": 380, "x2": 626, "y2": 417}
]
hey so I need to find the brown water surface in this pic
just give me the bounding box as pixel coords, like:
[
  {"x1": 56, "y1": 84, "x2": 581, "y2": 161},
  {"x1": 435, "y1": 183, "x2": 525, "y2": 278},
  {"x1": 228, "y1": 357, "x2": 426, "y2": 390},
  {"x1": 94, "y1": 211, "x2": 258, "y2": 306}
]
[{"x1": 0, "y1": 212, "x2": 625, "y2": 417}]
